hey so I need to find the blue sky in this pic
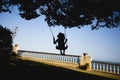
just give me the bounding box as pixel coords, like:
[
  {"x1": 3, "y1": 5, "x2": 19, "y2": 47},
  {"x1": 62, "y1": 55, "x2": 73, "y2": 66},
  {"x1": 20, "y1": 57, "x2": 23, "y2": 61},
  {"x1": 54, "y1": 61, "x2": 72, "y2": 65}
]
[{"x1": 0, "y1": 12, "x2": 120, "y2": 63}]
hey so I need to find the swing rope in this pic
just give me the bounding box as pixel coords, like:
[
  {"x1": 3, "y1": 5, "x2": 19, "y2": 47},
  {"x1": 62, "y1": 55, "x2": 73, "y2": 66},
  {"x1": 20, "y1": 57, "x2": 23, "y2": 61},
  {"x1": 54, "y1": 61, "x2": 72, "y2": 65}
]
[
  {"x1": 49, "y1": 27, "x2": 58, "y2": 46},
  {"x1": 49, "y1": 27, "x2": 55, "y2": 38},
  {"x1": 64, "y1": 27, "x2": 67, "y2": 40},
  {"x1": 64, "y1": 27, "x2": 68, "y2": 46}
]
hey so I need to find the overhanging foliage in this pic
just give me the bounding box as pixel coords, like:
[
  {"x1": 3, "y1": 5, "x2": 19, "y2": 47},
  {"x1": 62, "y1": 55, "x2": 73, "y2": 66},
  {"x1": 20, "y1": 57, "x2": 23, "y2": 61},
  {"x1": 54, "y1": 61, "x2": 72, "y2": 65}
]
[{"x1": 0, "y1": 0, "x2": 120, "y2": 29}]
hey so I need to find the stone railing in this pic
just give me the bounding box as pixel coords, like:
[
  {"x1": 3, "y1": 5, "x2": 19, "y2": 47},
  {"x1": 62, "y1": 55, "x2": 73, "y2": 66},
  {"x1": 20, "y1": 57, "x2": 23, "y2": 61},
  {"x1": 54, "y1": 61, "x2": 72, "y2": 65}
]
[
  {"x1": 91, "y1": 60, "x2": 120, "y2": 74},
  {"x1": 18, "y1": 50, "x2": 80, "y2": 64}
]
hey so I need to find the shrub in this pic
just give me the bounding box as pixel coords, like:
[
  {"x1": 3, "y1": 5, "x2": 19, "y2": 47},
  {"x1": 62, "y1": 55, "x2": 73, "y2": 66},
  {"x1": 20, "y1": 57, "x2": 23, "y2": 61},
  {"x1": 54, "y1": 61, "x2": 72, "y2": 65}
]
[{"x1": 79, "y1": 63, "x2": 90, "y2": 71}]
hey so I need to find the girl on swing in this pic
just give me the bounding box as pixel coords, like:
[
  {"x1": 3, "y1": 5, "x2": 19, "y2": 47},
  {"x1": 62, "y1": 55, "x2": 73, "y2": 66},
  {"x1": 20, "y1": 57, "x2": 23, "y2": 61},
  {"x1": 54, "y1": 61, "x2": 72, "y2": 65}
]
[{"x1": 53, "y1": 32, "x2": 68, "y2": 55}]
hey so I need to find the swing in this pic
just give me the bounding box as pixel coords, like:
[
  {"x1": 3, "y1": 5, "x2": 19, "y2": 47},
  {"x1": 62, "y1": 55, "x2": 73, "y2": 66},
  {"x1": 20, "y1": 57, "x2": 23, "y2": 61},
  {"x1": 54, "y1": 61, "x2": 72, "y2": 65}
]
[{"x1": 49, "y1": 27, "x2": 68, "y2": 50}]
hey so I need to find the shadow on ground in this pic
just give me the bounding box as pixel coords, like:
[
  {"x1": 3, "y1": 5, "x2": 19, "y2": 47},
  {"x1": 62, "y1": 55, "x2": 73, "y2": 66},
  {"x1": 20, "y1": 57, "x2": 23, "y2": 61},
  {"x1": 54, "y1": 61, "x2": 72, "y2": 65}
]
[{"x1": 0, "y1": 56, "x2": 115, "y2": 80}]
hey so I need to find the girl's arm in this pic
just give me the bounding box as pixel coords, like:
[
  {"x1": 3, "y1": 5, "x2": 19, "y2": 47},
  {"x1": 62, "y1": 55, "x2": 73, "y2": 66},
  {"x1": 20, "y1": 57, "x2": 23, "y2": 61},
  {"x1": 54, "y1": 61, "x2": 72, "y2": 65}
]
[
  {"x1": 53, "y1": 37, "x2": 57, "y2": 44},
  {"x1": 65, "y1": 39, "x2": 67, "y2": 43}
]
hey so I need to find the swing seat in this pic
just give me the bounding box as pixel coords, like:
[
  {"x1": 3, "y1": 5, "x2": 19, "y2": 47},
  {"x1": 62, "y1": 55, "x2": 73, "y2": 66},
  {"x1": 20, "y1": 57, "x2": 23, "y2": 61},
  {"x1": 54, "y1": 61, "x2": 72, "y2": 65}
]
[{"x1": 56, "y1": 45, "x2": 68, "y2": 50}]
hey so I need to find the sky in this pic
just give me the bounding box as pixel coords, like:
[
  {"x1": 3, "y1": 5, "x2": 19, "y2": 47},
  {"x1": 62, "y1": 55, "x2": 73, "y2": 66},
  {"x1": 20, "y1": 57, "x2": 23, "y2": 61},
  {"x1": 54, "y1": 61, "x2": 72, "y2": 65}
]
[{"x1": 0, "y1": 12, "x2": 120, "y2": 63}]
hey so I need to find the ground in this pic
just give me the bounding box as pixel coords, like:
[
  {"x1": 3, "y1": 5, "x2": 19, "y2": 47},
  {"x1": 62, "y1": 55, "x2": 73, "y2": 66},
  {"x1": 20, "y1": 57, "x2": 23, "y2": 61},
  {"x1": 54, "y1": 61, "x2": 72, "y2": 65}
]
[{"x1": 0, "y1": 56, "x2": 119, "y2": 80}]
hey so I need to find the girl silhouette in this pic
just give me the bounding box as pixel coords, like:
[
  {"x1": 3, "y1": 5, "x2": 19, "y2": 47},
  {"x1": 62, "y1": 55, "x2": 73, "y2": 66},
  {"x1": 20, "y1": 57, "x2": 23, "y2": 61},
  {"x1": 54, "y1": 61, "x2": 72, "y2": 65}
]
[{"x1": 53, "y1": 32, "x2": 68, "y2": 55}]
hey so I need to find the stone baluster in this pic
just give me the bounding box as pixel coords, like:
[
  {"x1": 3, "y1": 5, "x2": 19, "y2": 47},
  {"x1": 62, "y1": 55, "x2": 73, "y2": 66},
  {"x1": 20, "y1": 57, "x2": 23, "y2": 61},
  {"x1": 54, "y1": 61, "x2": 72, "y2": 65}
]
[
  {"x1": 57, "y1": 56, "x2": 59, "y2": 61},
  {"x1": 65, "y1": 56, "x2": 68, "y2": 62},
  {"x1": 72, "y1": 57, "x2": 75, "y2": 63},
  {"x1": 56, "y1": 55, "x2": 58, "y2": 61},
  {"x1": 51, "y1": 55, "x2": 53, "y2": 60},
  {"x1": 93, "y1": 62, "x2": 95, "y2": 70},
  {"x1": 54, "y1": 55, "x2": 57, "y2": 60},
  {"x1": 47, "y1": 55, "x2": 49, "y2": 60},
  {"x1": 75, "y1": 57, "x2": 77, "y2": 64},
  {"x1": 109, "y1": 65, "x2": 112, "y2": 73},
  {"x1": 63, "y1": 56, "x2": 65, "y2": 62},
  {"x1": 63, "y1": 56, "x2": 65, "y2": 61},
  {"x1": 99, "y1": 63, "x2": 102, "y2": 71},
  {"x1": 69, "y1": 57, "x2": 71, "y2": 62},
  {"x1": 106, "y1": 64, "x2": 108, "y2": 72},
  {"x1": 61, "y1": 56, "x2": 63, "y2": 61},
  {"x1": 43, "y1": 54, "x2": 45, "y2": 59},
  {"x1": 68, "y1": 56, "x2": 70, "y2": 63},
  {"x1": 54, "y1": 55, "x2": 55, "y2": 60},
  {"x1": 42, "y1": 54, "x2": 44, "y2": 58},
  {"x1": 102, "y1": 63, "x2": 105, "y2": 72},
  {"x1": 45, "y1": 54, "x2": 47, "y2": 59},
  {"x1": 60, "y1": 56, "x2": 62, "y2": 61},
  {"x1": 103, "y1": 64, "x2": 105, "y2": 72},
  {"x1": 65, "y1": 56, "x2": 67, "y2": 62},
  {"x1": 113, "y1": 65, "x2": 116, "y2": 73},
  {"x1": 48, "y1": 55, "x2": 50, "y2": 60},
  {"x1": 49, "y1": 55, "x2": 51, "y2": 60},
  {"x1": 117, "y1": 65, "x2": 119, "y2": 74},
  {"x1": 66, "y1": 56, "x2": 68, "y2": 62},
  {"x1": 75, "y1": 57, "x2": 77, "y2": 63},
  {"x1": 71, "y1": 57, "x2": 73, "y2": 63},
  {"x1": 96, "y1": 63, "x2": 98, "y2": 71},
  {"x1": 71, "y1": 57, "x2": 74, "y2": 63},
  {"x1": 44, "y1": 54, "x2": 46, "y2": 59},
  {"x1": 42, "y1": 54, "x2": 44, "y2": 59},
  {"x1": 58, "y1": 56, "x2": 60, "y2": 61},
  {"x1": 50, "y1": 55, "x2": 52, "y2": 60},
  {"x1": 73, "y1": 57, "x2": 75, "y2": 63},
  {"x1": 75, "y1": 57, "x2": 78, "y2": 63},
  {"x1": 46, "y1": 55, "x2": 48, "y2": 60}
]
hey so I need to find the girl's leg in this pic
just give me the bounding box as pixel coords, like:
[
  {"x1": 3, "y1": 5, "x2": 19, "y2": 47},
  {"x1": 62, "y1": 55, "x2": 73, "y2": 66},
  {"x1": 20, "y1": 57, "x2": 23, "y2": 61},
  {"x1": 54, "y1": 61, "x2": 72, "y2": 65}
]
[
  {"x1": 60, "y1": 50, "x2": 62, "y2": 55},
  {"x1": 63, "y1": 50, "x2": 65, "y2": 55}
]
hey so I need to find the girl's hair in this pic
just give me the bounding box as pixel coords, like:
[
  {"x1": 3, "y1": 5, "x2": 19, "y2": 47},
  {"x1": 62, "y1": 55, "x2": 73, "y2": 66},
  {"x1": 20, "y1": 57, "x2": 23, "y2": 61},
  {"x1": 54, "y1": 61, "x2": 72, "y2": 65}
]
[
  {"x1": 57, "y1": 33, "x2": 65, "y2": 39},
  {"x1": 15, "y1": 44, "x2": 18, "y2": 46}
]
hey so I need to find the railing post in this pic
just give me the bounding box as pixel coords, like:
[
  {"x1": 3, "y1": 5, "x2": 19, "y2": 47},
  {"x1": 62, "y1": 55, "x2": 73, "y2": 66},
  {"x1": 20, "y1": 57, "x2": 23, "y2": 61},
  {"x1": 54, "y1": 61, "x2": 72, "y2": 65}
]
[{"x1": 80, "y1": 53, "x2": 92, "y2": 71}]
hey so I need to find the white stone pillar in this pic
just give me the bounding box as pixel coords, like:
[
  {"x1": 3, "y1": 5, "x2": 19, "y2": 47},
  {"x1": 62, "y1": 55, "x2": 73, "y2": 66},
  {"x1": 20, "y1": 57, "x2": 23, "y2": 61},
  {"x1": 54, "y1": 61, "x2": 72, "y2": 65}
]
[
  {"x1": 80, "y1": 53, "x2": 92, "y2": 71},
  {"x1": 12, "y1": 44, "x2": 19, "y2": 55}
]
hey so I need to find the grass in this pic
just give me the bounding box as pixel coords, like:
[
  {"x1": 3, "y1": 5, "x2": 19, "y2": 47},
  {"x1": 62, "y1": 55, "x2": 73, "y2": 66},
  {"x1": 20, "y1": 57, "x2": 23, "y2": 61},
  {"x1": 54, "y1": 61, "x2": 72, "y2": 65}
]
[{"x1": 1, "y1": 56, "x2": 119, "y2": 80}]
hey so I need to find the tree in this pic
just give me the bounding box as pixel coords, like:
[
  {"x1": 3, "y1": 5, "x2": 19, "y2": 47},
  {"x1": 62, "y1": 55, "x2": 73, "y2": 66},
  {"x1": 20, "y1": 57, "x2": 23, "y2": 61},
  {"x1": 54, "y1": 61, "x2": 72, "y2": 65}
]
[
  {"x1": 0, "y1": 25, "x2": 13, "y2": 55},
  {"x1": 0, "y1": 25, "x2": 13, "y2": 70},
  {"x1": 0, "y1": 0, "x2": 120, "y2": 29}
]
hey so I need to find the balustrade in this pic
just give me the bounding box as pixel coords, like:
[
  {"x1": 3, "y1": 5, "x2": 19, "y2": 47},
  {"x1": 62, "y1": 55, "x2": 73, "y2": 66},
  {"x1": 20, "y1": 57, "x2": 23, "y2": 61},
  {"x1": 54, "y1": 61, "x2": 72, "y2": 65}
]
[
  {"x1": 18, "y1": 50, "x2": 80, "y2": 64},
  {"x1": 92, "y1": 60, "x2": 120, "y2": 74}
]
